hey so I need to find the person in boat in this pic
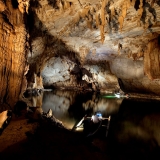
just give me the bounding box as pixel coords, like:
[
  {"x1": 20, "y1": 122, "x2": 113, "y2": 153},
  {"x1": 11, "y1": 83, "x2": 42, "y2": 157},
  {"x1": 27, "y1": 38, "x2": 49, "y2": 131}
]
[
  {"x1": 76, "y1": 112, "x2": 102, "y2": 127},
  {"x1": 76, "y1": 112, "x2": 103, "y2": 136},
  {"x1": 91, "y1": 112, "x2": 102, "y2": 123}
]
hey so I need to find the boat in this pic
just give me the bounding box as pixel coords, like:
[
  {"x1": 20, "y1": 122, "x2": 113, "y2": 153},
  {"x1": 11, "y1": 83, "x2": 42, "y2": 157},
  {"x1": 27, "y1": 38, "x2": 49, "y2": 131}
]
[
  {"x1": 102, "y1": 93, "x2": 129, "y2": 99},
  {"x1": 115, "y1": 93, "x2": 129, "y2": 98},
  {"x1": 73, "y1": 113, "x2": 111, "y2": 138}
]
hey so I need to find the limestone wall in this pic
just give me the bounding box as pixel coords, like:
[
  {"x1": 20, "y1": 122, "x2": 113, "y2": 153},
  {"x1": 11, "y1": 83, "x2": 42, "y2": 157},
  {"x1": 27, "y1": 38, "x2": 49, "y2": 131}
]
[
  {"x1": 0, "y1": 1, "x2": 28, "y2": 110},
  {"x1": 27, "y1": 0, "x2": 160, "y2": 94}
]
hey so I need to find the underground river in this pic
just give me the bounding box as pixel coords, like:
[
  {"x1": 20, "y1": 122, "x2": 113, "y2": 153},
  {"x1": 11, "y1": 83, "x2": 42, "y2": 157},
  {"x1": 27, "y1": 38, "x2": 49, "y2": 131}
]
[{"x1": 0, "y1": 90, "x2": 160, "y2": 160}]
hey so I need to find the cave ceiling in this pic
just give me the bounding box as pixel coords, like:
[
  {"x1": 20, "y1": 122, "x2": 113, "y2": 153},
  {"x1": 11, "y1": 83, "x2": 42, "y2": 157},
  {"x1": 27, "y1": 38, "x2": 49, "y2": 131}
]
[
  {"x1": 29, "y1": 0, "x2": 160, "y2": 60},
  {"x1": 1, "y1": 0, "x2": 160, "y2": 109},
  {"x1": 27, "y1": 0, "x2": 160, "y2": 94}
]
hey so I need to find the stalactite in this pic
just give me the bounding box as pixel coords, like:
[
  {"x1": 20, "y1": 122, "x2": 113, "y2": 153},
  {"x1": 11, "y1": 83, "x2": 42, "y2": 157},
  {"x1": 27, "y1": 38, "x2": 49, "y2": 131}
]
[
  {"x1": 86, "y1": 12, "x2": 93, "y2": 29},
  {"x1": 18, "y1": 0, "x2": 30, "y2": 14},
  {"x1": 80, "y1": 8, "x2": 90, "y2": 18},
  {"x1": 63, "y1": 0, "x2": 71, "y2": 10},
  {"x1": 151, "y1": 0, "x2": 156, "y2": 7},
  {"x1": 100, "y1": 0, "x2": 108, "y2": 43},
  {"x1": 95, "y1": 11, "x2": 100, "y2": 29},
  {"x1": 137, "y1": 0, "x2": 143, "y2": 27},
  {"x1": 118, "y1": 0, "x2": 131, "y2": 32},
  {"x1": 99, "y1": 25, "x2": 105, "y2": 43},
  {"x1": 110, "y1": 6, "x2": 115, "y2": 21},
  {"x1": 131, "y1": 0, "x2": 136, "y2": 6}
]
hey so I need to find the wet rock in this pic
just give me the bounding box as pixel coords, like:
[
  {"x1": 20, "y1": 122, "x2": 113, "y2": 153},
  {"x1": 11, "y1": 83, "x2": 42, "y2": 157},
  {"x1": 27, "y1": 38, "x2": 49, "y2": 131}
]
[
  {"x1": 0, "y1": 0, "x2": 28, "y2": 108},
  {"x1": 0, "y1": 110, "x2": 12, "y2": 134},
  {"x1": 42, "y1": 109, "x2": 65, "y2": 129},
  {"x1": 46, "y1": 109, "x2": 52, "y2": 117},
  {"x1": 0, "y1": 111, "x2": 8, "y2": 129}
]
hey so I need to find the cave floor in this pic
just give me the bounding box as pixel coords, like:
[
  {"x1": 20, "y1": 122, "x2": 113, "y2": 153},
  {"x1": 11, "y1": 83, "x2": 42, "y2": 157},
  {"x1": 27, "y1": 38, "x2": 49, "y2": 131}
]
[{"x1": 0, "y1": 114, "x2": 109, "y2": 160}]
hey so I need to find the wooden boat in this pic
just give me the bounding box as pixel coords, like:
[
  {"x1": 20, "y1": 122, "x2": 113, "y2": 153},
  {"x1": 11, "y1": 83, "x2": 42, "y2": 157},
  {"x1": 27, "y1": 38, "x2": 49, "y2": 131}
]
[{"x1": 72, "y1": 114, "x2": 111, "y2": 137}]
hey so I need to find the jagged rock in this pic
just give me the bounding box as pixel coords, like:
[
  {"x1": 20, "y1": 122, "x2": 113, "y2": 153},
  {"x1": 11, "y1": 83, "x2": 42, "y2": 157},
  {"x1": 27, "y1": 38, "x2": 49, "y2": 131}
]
[
  {"x1": 46, "y1": 109, "x2": 52, "y2": 117},
  {"x1": 25, "y1": 0, "x2": 160, "y2": 94},
  {"x1": 0, "y1": 110, "x2": 12, "y2": 130},
  {"x1": 42, "y1": 109, "x2": 65, "y2": 129},
  {"x1": 0, "y1": 0, "x2": 160, "y2": 106},
  {"x1": 0, "y1": 111, "x2": 8, "y2": 129},
  {"x1": 18, "y1": 0, "x2": 30, "y2": 14}
]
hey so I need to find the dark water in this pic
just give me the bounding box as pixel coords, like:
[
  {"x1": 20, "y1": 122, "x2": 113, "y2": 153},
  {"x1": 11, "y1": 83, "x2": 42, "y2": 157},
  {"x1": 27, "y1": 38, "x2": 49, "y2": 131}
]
[
  {"x1": 108, "y1": 98, "x2": 160, "y2": 160},
  {"x1": 26, "y1": 90, "x2": 160, "y2": 159},
  {"x1": 41, "y1": 90, "x2": 123, "y2": 130}
]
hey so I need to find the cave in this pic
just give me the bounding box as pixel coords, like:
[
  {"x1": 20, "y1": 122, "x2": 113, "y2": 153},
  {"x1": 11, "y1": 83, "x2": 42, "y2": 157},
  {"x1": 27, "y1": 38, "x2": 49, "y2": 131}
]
[{"x1": 0, "y1": 0, "x2": 160, "y2": 159}]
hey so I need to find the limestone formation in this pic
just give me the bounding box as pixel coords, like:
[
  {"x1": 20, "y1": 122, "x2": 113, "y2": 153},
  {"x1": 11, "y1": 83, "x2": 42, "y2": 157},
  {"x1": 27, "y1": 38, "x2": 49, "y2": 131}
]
[
  {"x1": 0, "y1": 0, "x2": 28, "y2": 109},
  {"x1": 42, "y1": 109, "x2": 65, "y2": 129},
  {"x1": 0, "y1": 0, "x2": 160, "y2": 109},
  {"x1": 144, "y1": 37, "x2": 160, "y2": 80},
  {"x1": 0, "y1": 1, "x2": 6, "y2": 12},
  {"x1": 0, "y1": 110, "x2": 11, "y2": 129},
  {"x1": 18, "y1": 0, "x2": 30, "y2": 14},
  {"x1": 25, "y1": 0, "x2": 160, "y2": 94}
]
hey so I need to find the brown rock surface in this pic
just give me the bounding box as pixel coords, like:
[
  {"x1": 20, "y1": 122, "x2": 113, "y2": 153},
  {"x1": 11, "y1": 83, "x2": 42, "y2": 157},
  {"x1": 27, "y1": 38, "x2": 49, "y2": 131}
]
[
  {"x1": 26, "y1": 0, "x2": 160, "y2": 94},
  {"x1": 0, "y1": 0, "x2": 28, "y2": 110},
  {"x1": 0, "y1": 110, "x2": 8, "y2": 128},
  {"x1": 1, "y1": 0, "x2": 160, "y2": 110}
]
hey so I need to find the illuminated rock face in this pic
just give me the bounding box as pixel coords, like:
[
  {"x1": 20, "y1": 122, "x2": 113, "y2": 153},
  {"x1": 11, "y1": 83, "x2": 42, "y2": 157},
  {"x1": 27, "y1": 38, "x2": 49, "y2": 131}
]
[
  {"x1": 110, "y1": 56, "x2": 160, "y2": 94},
  {"x1": 0, "y1": 1, "x2": 28, "y2": 110},
  {"x1": 1, "y1": 0, "x2": 160, "y2": 110},
  {"x1": 27, "y1": 0, "x2": 160, "y2": 94},
  {"x1": 41, "y1": 57, "x2": 75, "y2": 87}
]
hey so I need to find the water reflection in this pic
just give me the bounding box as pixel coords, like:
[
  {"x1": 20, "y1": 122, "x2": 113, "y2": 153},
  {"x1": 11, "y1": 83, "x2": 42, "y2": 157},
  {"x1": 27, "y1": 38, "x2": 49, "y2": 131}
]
[
  {"x1": 83, "y1": 96, "x2": 122, "y2": 116},
  {"x1": 42, "y1": 90, "x2": 76, "y2": 129},
  {"x1": 23, "y1": 90, "x2": 160, "y2": 158},
  {"x1": 108, "y1": 98, "x2": 160, "y2": 160},
  {"x1": 41, "y1": 90, "x2": 123, "y2": 129},
  {"x1": 23, "y1": 91, "x2": 43, "y2": 108},
  {"x1": 23, "y1": 89, "x2": 124, "y2": 129}
]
